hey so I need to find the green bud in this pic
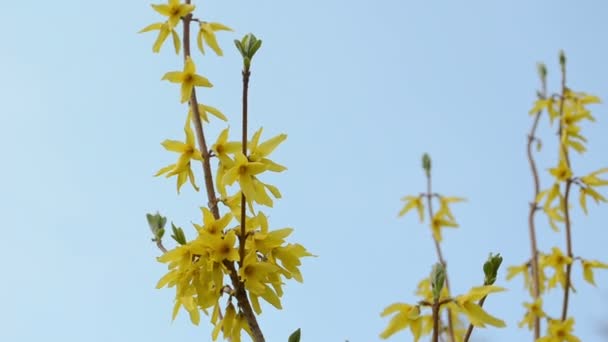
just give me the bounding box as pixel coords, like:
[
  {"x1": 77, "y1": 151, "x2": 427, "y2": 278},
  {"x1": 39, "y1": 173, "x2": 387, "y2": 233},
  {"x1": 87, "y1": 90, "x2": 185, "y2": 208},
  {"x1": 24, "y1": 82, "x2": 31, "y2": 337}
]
[
  {"x1": 431, "y1": 263, "x2": 446, "y2": 301},
  {"x1": 483, "y1": 253, "x2": 503, "y2": 285},
  {"x1": 559, "y1": 50, "x2": 566, "y2": 68},
  {"x1": 536, "y1": 62, "x2": 547, "y2": 83},
  {"x1": 171, "y1": 223, "x2": 187, "y2": 245},
  {"x1": 235, "y1": 33, "x2": 262, "y2": 70},
  {"x1": 146, "y1": 212, "x2": 167, "y2": 241},
  {"x1": 422, "y1": 153, "x2": 432, "y2": 177},
  {"x1": 288, "y1": 328, "x2": 301, "y2": 342}
]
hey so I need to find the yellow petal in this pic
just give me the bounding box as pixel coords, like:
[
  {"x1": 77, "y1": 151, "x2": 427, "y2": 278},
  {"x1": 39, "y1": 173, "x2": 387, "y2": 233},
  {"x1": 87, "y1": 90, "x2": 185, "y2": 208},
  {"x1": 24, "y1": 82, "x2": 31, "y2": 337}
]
[
  {"x1": 202, "y1": 24, "x2": 223, "y2": 56},
  {"x1": 171, "y1": 29, "x2": 181, "y2": 54},
  {"x1": 162, "y1": 71, "x2": 184, "y2": 83},
  {"x1": 139, "y1": 22, "x2": 163, "y2": 33}
]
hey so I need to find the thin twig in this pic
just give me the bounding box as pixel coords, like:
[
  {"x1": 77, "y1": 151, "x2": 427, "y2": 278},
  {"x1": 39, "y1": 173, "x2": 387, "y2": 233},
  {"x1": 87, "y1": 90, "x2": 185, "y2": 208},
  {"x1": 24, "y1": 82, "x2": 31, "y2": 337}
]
[
  {"x1": 239, "y1": 69, "x2": 251, "y2": 267},
  {"x1": 556, "y1": 60, "x2": 574, "y2": 322},
  {"x1": 561, "y1": 179, "x2": 574, "y2": 321},
  {"x1": 425, "y1": 173, "x2": 455, "y2": 342},
  {"x1": 525, "y1": 75, "x2": 546, "y2": 339},
  {"x1": 432, "y1": 301, "x2": 441, "y2": 342}
]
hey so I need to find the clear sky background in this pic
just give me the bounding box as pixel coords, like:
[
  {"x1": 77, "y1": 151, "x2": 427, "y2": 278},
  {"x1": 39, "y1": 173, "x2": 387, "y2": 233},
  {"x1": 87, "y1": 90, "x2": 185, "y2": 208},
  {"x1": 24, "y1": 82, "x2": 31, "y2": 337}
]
[{"x1": 1, "y1": 0, "x2": 607, "y2": 341}]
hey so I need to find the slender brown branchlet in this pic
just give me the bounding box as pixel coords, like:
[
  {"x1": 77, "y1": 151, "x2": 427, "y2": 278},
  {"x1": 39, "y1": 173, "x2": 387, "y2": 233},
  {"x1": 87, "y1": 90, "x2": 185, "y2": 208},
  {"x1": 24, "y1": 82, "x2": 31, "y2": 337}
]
[
  {"x1": 239, "y1": 68, "x2": 251, "y2": 267},
  {"x1": 424, "y1": 172, "x2": 455, "y2": 342},
  {"x1": 556, "y1": 57, "x2": 574, "y2": 322},
  {"x1": 525, "y1": 64, "x2": 547, "y2": 339}
]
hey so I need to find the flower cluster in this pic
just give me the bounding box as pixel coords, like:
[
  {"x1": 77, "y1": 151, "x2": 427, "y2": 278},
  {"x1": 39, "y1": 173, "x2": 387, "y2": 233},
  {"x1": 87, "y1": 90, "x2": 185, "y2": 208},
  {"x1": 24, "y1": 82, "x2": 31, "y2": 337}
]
[
  {"x1": 507, "y1": 52, "x2": 607, "y2": 341},
  {"x1": 381, "y1": 155, "x2": 505, "y2": 341},
  {"x1": 141, "y1": 1, "x2": 311, "y2": 341}
]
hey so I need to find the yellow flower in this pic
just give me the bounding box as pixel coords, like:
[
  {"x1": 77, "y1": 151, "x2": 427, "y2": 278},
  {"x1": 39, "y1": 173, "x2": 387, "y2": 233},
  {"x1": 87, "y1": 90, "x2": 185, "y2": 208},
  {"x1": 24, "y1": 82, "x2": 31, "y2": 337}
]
[
  {"x1": 197, "y1": 22, "x2": 233, "y2": 56},
  {"x1": 581, "y1": 259, "x2": 608, "y2": 286},
  {"x1": 398, "y1": 195, "x2": 424, "y2": 222},
  {"x1": 189, "y1": 103, "x2": 228, "y2": 123},
  {"x1": 379, "y1": 303, "x2": 423, "y2": 340},
  {"x1": 193, "y1": 207, "x2": 232, "y2": 236},
  {"x1": 540, "y1": 247, "x2": 572, "y2": 289},
  {"x1": 139, "y1": 22, "x2": 180, "y2": 54},
  {"x1": 201, "y1": 230, "x2": 239, "y2": 263},
  {"x1": 518, "y1": 298, "x2": 546, "y2": 330},
  {"x1": 549, "y1": 157, "x2": 572, "y2": 182},
  {"x1": 431, "y1": 213, "x2": 458, "y2": 242},
  {"x1": 271, "y1": 243, "x2": 313, "y2": 282},
  {"x1": 222, "y1": 152, "x2": 266, "y2": 202},
  {"x1": 448, "y1": 285, "x2": 506, "y2": 328},
  {"x1": 436, "y1": 196, "x2": 466, "y2": 221},
  {"x1": 248, "y1": 127, "x2": 288, "y2": 172},
  {"x1": 155, "y1": 121, "x2": 202, "y2": 193},
  {"x1": 529, "y1": 98, "x2": 559, "y2": 122},
  {"x1": 151, "y1": 0, "x2": 195, "y2": 28},
  {"x1": 162, "y1": 56, "x2": 212, "y2": 103},
  {"x1": 537, "y1": 318, "x2": 580, "y2": 342},
  {"x1": 211, "y1": 127, "x2": 241, "y2": 166},
  {"x1": 238, "y1": 252, "x2": 280, "y2": 294}
]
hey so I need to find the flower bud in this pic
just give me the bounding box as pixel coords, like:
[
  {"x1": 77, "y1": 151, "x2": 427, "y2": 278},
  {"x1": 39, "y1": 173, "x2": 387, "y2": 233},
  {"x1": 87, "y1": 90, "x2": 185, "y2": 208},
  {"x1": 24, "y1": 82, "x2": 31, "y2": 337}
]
[
  {"x1": 483, "y1": 253, "x2": 503, "y2": 285},
  {"x1": 431, "y1": 263, "x2": 446, "y2": 301}
]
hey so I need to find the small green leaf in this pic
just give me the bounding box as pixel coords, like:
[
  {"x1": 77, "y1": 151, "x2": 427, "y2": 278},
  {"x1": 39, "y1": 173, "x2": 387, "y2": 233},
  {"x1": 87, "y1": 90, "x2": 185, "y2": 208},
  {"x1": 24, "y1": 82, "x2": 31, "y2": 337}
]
[
  {"x1": 483, "y1": 253, "x2": 503, "y2": 285},
  {"x1": 234, "y1": 40, "x2": 245, "y2": 57},
  {"x1": 171, "y1": 223, "x2": 187, "y2": 245},
  {"x1": 430, "y1": 263, "x2": 446, "y2": 301},
  {"x1": 250, "y1": 39, "x2": 262, "y2": 57},
  {"x1": 288, "y1": 328, "x2": 301, "y2": 342}
]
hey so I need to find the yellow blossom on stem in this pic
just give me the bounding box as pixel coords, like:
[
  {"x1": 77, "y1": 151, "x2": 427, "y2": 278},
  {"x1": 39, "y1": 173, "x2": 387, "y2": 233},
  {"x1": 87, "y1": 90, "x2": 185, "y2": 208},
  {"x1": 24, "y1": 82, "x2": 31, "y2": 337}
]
[
  {"x1": 201, "y1": 230, "x2": 239, "y2": 263},
  {"x1": 197, "y1": 22, "x2": 233, "y2": 56},
  {"x1": 139, "y1": 22, "x2": 181, "y2": 54},
  {"x1": 448, "y1": 285, "x2": 506, "y2": 328},
  {"x1": 162, "y1": 56, "x2": 212, "y2": 103},
  {"x1": 581, "y1": 259, "x2": 608, "y2": 286},
  {"x1": 271, "y1": 243, "x2": 313, "y2": 282},
  {"x1": 248, "y1": 127, "x2": 288, "y2": 172},
  {"x1": 529, "y1": 98, "x2": 559, "y2": 122},
  {"x1": 151, "y1": 0, "x2": 195, "y2": 29},
  {"x1": 211, "y1": 127, "x2": 241, "y2": 166},
  {"x1": 398, "y1": 195, "x2": 424, "y2": 222},
  {"x1": 540, "y1": 247, "x2": 573, "y2": 289},
  {"x1": 193, "y1": 207, "x2": 232, "y2": 236},
  {"x1": 379, "y1": 303, "x2": 423, "y2": 340},
  {"x1": 155, "y1": 121, "x2": 202, "y2": 193},
  {"x1": 189, "y1": 103, "x2": 228, "y2": 123},
  {"x1": 549, "y1": 157, "x2": 572, "y2": 183},
  {"x1": 431, "y1": 213, "x2": 458, "y2": 242},
  {"x1": 436, "y1": 196, "x2": 466, "y2": 221},
  {"x1": 537, "y1": 318, "x2": 580, "y2": 342},
  {"x1": 518, "y1": 298, "x2": 546, "y2": 330},
  {"x1": 222, "y1": 152, "x2": 266, "y2": 203}
]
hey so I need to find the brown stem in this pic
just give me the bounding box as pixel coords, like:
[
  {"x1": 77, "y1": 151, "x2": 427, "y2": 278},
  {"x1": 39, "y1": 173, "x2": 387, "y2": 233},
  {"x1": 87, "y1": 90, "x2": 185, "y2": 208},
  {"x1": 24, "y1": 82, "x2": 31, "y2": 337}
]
[
  {"x1": 525, "y1": 77, "x2": 546, "y2": 339},
  {"x1": 425, "y1": 173, "x2": 455, "y2": 342},
  {"x1": 181, "y1": 4, "x2": 265, "y2": 341},
  {"x1": 556, "y1": 61, "x2": 573, "y2": 322},
  {"x1": 432, "y1": 301, "x2": 441, "y2": 342},
  {"x1": 561, "y1": 179, "x2": 573, "y2": 321},
  {"x1": 239, "y1": 70, "x2": 251, "y2": 267},
  {"x1": 156, "y1": 240, "x2": 168, "y2": 253},
  {"x1": 463, "y1": 296, "x2": 487, "y2": 342}
]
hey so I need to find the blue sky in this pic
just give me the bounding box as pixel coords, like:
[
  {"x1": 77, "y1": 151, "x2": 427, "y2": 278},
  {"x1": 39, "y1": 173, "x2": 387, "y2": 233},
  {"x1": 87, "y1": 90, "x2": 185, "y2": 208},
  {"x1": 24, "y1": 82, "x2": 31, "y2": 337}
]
[{"x1": 1, "y1": 0, "x2": 607, "y2": 341}]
